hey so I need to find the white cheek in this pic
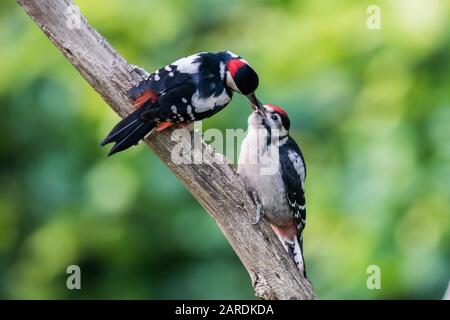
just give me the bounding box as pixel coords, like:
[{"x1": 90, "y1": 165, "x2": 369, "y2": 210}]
[
  {"x1": 268, "y1": 118, "x2": 288, "y2": 137},
  {"x1": 274, "y1": 120, "x2": 287, "y2": 134},
  {"x1": 268, "y1": 118, "x2": 280, "y2": 130},
  {"x1": 226, "y1": 71, "x2": 240, "y2": 93}
]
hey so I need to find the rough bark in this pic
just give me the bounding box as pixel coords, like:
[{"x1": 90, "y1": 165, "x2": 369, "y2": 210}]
[{"x1": 17, "y1": 0, "x2": 316, "y2": 300}]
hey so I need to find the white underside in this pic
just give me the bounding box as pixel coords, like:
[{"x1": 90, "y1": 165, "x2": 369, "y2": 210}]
[{"x1": 238, "y1": 125, "x2": 292, "y2": 225}]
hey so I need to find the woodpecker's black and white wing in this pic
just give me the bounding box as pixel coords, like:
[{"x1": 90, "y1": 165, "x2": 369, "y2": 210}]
[
  {"x1": 127, "y1": 52, "x2": 231, "y2": 122},
  {"x1": 127, "y1": 55, "x2": 198, "y2": 103},
  {"x1": 279, "y1": 137, "x2": 307, "y2": 243}
]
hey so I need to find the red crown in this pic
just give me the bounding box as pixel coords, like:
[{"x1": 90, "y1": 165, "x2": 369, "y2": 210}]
[{"x1": 266, "y1": 104, "x2": 288, "y2": 118}]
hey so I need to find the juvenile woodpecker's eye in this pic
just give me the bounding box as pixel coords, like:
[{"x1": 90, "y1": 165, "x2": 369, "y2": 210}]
[{"x1": 271, "y1": 114, "x2": 279, "y2": 121}]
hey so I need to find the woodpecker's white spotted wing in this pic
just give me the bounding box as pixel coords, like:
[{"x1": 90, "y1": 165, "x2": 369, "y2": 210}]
[
  {"x1": 279, "y1": 136, "x2": 307, "y2": 247},
  {"x1": 127, "y1": 64, "x2": 193, "y2": 103},
  {"x1": 128, "y1": 52, "x2": 232, "y2": 123}
]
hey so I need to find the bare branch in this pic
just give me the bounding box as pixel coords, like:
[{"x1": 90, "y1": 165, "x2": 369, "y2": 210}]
[{"x1": 17, "y1": 0, "x2": 316, "y2": 300}]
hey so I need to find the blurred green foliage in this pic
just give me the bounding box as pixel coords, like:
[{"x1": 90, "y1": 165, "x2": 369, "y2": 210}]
[{"x1": 0, "y1": 0, "x2": 449, "y2": 299}]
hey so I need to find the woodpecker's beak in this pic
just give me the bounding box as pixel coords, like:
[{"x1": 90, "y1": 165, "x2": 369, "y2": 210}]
[{"x1": 247, "y1": 93, "x2": 266, "y2": 116}]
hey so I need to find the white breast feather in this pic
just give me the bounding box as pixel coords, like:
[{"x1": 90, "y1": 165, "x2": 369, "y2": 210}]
[{"x1": 238, "y1": 128, "x2": 292, "y2": 224}]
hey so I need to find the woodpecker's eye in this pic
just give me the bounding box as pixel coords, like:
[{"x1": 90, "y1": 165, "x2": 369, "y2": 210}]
[{"x1": 271, "y1": 114, "x2": 279, "y2": 121}]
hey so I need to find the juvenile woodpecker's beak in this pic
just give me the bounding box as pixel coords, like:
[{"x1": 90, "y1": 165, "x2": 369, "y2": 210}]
[{"x1": 247, "y1": 93, "x2": 266, "y2": 116}]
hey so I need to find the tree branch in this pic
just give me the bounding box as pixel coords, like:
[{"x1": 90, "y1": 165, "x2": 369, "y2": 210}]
[{"x1": 17, "y1": 0, "x2": 316, "y2": 300}]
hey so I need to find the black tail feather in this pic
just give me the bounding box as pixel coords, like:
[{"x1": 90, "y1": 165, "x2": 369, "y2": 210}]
[
  {"x1": 101, "y1": 108, "x2": 144, "y2": 146},
  {"x1": 101, "y1": 108, "x2": 156, "y2": 156},
  {"x1": 107, "y1": 121, "x2": 155, "y2": 156}
]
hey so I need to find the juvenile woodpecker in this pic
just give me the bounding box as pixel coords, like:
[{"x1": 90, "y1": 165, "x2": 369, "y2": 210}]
[
  {"x1": 238, "y1": 104, "x2": 307, "y2": 274},
  {"x1": 101, "y1": 51, "x2": 262, "y2": 156}
]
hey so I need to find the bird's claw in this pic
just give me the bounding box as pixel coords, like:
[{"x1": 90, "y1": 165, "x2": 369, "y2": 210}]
[{"x1": 130, "y1": 64, "x2": 150, "y2": 79}]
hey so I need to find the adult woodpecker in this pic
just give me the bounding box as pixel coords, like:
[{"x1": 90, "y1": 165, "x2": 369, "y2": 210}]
[
  {"x1": 101, "y1": 51, "x2": 262, "y2": 156},
  {"x1": 238, "y1": 104, "x2": 307, "y2": 274}
]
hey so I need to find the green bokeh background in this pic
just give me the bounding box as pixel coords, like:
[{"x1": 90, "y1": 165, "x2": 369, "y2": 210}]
[{"x1": 0, "y1": 0, "x2": 449, "y2": 299}]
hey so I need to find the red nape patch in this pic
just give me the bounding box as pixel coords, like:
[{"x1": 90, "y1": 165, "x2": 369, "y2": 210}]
[
  {"x1": 132, "y1": 90, "x2": 157, "y2": 107},
  {"x1": 266, "y1": 104, "x2": 288, "y2": 118},
  {"x1": 226, "y1": 59, "x2": 247, "y2": 77}
]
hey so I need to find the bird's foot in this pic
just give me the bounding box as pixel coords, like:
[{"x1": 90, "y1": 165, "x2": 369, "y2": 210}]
[
  {"x1": 130, "y1": 64, "x2": 150, "y2": 80},
  {"x1": 250, "y1": 191, "x2": 263, "y2": 225}
]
